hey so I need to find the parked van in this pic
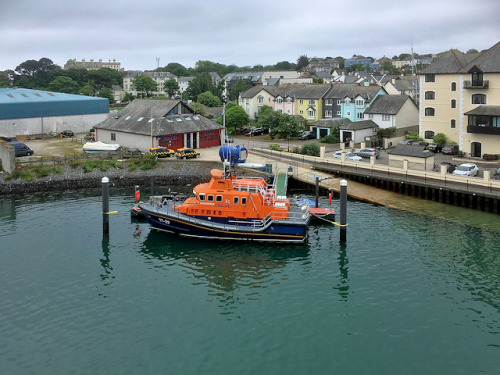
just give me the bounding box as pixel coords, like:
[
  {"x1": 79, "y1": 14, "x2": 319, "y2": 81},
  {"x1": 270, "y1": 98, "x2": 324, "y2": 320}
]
[{"x1": 7, "y1": 142, "x2": 34, "y2": 157}]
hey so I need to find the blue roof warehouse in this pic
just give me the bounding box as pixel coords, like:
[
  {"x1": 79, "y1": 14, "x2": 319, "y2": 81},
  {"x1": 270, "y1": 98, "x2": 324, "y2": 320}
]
[{"x1": 0, "y1": 88, "x2": 109, "y2": 139}]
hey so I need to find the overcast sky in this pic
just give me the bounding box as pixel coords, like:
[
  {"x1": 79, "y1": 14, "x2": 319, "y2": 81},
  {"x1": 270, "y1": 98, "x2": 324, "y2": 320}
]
[{"x1": 1, "y1": 0, "x2": 499, "y2": 72}]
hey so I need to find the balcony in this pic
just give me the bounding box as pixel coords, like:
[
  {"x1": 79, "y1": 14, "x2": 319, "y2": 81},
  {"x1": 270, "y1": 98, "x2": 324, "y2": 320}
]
[
  {"x1": 464, "y1": 80, "x2": 489, "y2": 89},
  {"x1": 467, "y1": 125, "x2": 500, "y2": 135}
]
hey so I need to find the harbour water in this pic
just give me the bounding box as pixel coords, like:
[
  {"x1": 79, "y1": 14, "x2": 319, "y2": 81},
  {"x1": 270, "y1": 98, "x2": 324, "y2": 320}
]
[{"x1": 1, "y1": 189, "x2": 499, "y2": 374}]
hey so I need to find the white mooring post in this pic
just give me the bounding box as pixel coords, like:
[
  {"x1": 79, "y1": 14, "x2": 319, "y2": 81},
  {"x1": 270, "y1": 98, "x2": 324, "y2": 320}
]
[{"x1": 102, "y1": 177, "x2": 110, "y2": 234}]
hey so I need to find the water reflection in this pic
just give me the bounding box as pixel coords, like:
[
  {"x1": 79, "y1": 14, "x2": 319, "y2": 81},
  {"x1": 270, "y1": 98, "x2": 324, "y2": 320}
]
[
  {"x1": 140, "y1": 230, "x2": 310, "y2": 314},
  {"x1": 99, "y1": 234, "x2": 114, "y2": 298}
]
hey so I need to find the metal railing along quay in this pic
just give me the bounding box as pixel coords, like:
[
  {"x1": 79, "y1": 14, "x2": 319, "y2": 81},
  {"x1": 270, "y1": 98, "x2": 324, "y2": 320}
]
[{"x1": 248, "y1": 146, "x2": 500, "y2": 214}]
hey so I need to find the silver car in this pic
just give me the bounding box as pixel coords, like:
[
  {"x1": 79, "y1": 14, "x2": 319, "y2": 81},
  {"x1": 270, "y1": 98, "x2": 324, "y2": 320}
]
[{"x1": 354, "y1": 148, "x2": 380, "y2": 158}]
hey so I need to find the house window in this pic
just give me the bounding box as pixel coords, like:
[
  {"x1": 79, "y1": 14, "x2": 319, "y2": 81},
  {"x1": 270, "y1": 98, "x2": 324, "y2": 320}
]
[
  {"x1": 472, "y1": 72, "x2": 483, "y2": 86},
  {"x1": 424, "y1": 108, "x2": 435, "y2": 116},
  {"x1": 337, "y1": 100, "x2": 341, "y2": 105},
  {"x1": 424, "y1": 91, "x2": 435, "y2": 100},
  {"x1": 357, "y1": 112, "x2": 364, "y2": 119},
  {"x1": 451, "y1": 99, "x2": 456, "y2": 108},
  {"x1": 111, "y1": 133, "x2": 116, "y2": 141},
  {"x1": 307, "y1": 108, "x2": 315, "y2": 118},
  {"x1": 277, "y1": 109, "x2": 283, "y2": 114},
  {"x1": 451, "y1": 82, "x2": 456, "y2": 91},
  {"x1": 337, "y1": 111, "x2": 341, "y2": 116},
  {"x1": 355, "y1": 99, "x2": 364, "y2": 107},
  {"x1": 299, "y1": 99, "x2": 304, "y2": 105},
  {"x1": 425, "y1": 74, "x2": 435, "y2": 82},
  {"x1": 309, "y1": 100, "x2": 315, "y2": 105},
  {"x1": 471, "y1": 94, "x2": 486, "y2": 104},
  {"x1": 287, "y1": 98, "x2": 292, "y2": 103},
  {"x1": 368, "y1": 114, "x2": 373, "y2": 119},
  {"x1": 382, "y1": 114, "x2": 390, "y2": 121},
  {"x1": 325, "y1": 110, "x2": 332, "y2": 117},
  {"x1": 450, "y1": 119, "x2": 456, "y2": 129},
  {"x1": 424, "y1": 130, "x2": 435, "y2": 139},
  {"x1": 277, "y1": 98, "x2": 283, "y2": 104},
  {"x1": 299, "y1": 110, "x2": 303, "y2": 114},
  {"x1": 258, "y1": 96, "x2": 263, "y2": 104},
  {"x1": 346, "y1": 111, "x2": 351, "y2": 116},
  {"x1": 325, "y1": 99, "x2": 333, "y2": 105}
]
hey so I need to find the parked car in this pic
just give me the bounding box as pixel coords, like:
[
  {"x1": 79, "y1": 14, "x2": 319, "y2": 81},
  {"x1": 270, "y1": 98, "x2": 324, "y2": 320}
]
[
  {"x1": 333, "y1": 151, "x2": 363, "y2": 162},
  {"x1": 7, "y1": 141, "x2": 34, "y2": 157},
  {"x1": 246, "y1": 127, "x2": 264, "y2": 136},
  {"x1": 298, "y1": 131, "x2": 315, "y2": 140},
  {"x1": 175, "y1": 148, "x2": 200, "y2": 159},
  {"x1": 224, "y1": 135, "x2": 234, "y2": 143},
  {"x1": 492, "y1": 168, "x2": 500, "y2": 180},
  {"x1": 433, "y1": 162, "x2": 456, "y2": 173},
  {"x1": 60, "y1": 130, "x2": 74, "y2": 137},
  {"x1": 442, "y1": 145, "x2": 459, "y2": 155},
  {"x1": 149, "y1": 147, "x2": 174, "y2": 158},
  {"x1": 427, "y1": 143, "x2": 443, "y2": 153},
  {"x1": 398, "y1": 139, "x2": 414, "y2": 145},
  {"x1": 452, "y1": 163, "x2": 479, "y2": 177},
  {"x1": 354, "y1": 148, "x2": 380, "y2": 158}
]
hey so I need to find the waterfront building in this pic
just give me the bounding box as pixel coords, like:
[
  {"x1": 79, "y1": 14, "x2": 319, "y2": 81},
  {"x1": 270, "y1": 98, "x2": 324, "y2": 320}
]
[
  {"x1": 419, "y1": 41, "x2": 500, "y2": 157},
  {"x1": 0, "y1": 88, "x2": 109, "y2": 138},
  {"x1": 94, "y1": 99, "x2": 223, "y2": 151}
]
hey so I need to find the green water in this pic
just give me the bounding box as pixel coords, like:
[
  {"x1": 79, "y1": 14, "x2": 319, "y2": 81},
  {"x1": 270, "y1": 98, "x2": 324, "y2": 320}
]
[{"x1": 0, "y1": 190, "x2": 499, "y2": 374}]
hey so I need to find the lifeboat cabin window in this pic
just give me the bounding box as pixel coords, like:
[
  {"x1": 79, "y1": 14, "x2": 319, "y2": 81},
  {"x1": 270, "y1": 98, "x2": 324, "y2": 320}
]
[
  {"x1": 216, "y1": 195, "x2": 223, "y2": 202},
  {"x1": 241, "y1": 197, "x2": 247, "y2": 205},
  {"x1": 233, "y1": 197, "x2": 239, "y2": 205},
  {"x1": 199, "y1": 193, "x2": 205, "y2": 201},
  {"x1": 207, "y1": 195, "x2": 214, "y2": 202}
]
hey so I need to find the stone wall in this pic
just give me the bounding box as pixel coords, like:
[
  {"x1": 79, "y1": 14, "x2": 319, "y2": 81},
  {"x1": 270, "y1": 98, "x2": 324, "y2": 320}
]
[{"x1": 0, "y1": 141, "x2": 15, "y2": 174}]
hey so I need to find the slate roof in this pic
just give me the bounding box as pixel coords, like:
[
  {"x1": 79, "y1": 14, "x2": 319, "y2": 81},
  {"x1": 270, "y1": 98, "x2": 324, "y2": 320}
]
[
  {"x1": 288, "y1": 84, "x2": 331, "y2": 99},
  {"x1": 364, "y1": 95, "x2": 413, "y2": 115},
  {"x1": 339, "y1": 119, "x2": 378, "y2": 130},
  {"x1": 95, "y1": 99, "x2": 222, "y2": 136},
  {"x1": 464, "y1": 105, "x2": 500, "y2": 116},
  {"x1": 459, "y1": 41, "x2": 500, "y2": 73},
  {"x1": 388, "y1": 145, "x2": 433, "y2": 158},
  {"x1": 239, "y1": 85, "x2": 284, "y2": 99},
  {"x1": 324, "y1": 83, "x2": 359, "y2": 99},
  {"x1": 312, "y1": 117, "x2": 352, "y2": 128}
]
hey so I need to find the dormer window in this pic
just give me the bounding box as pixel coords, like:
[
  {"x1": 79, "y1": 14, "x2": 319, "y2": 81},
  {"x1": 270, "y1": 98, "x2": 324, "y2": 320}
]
[{"x1": 472, "y1": 72, "x2": 483, "y2": 87}]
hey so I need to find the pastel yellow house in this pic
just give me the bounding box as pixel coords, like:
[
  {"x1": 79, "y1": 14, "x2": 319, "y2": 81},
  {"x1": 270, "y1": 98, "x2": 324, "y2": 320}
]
[
  {"x1": 292, "y1": 84, "x2": 331, "y2": 122},
  {"x1": 419, "y1": 42, "x2": 500, "y2": 157}
]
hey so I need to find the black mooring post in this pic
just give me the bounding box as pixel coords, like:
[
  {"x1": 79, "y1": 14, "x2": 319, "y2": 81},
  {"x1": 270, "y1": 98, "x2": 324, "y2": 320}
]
[
  {"x1": 315, "y1": 176, "x2": 319, "y2": 208},
  {"x1": 340, "y1": 179, "x2": 347, "y2": 242},
  {"x1": 102, "y1": 176, "x2": 110, "y2": 234},
  {"x1": 150, "y1": 175, "x2": 155, "y2": 196}
]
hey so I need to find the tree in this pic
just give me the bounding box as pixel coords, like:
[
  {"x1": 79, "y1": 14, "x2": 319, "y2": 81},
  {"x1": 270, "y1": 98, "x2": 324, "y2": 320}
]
[
  {"x1": 197, "y1": 91, "x2": 221, "y2": 107},
  {"x1": 296, "y1": 55, "x2": 309, "y2": 71},
  {"x1": 405, "y1": 131, "x2": 423, "y2": 142},
  {"x1": 164, "y1": 78, "x2": 179, "y2": 98},
  {"x1": 159, "y1": 63, "x2": 189, "y2": 77},
  {"x1": 79, "y1": 84, "x2": 94, "y2": 96},
  {"x1": 98, "y1": 88, "x2": 114, "y2": 103},
  {"x1": 15, "y1": 58, "x2": 58, "y2": 79},
  {"x1": 275, "y1": 61, "x2": 294, "y2": 70},
  {"x1": 335, "y1": 56, "x2": 345, "y2": 69},
  {"x1": 230, "y1": 79, "x2": 252, "y2": 101},
  {"x1": 189, "y1": 102, "x2": 206, "y2": 115},
  {"x1": 48, "y1": 76, "x2": 79, "y2": 94},
  {"x1": 132, "y1": 75, "x2": 158, "y2": 97},
  {"x1": 87, "y1": 70, "x2": 114, "y2": 95},
  {"x1": 122, "y1": 92, "x2": 135, "y2": 103},
  {"x1": 219, "y1": 105, "x2": 249, "y2": 130},
  {"x1": 185, "y1": 72, "x2": 214, "y2": 101},
  {"x1": 433, "y1": 133, "x2": 447, "y2": 145},
  {"x1": 258, "y1": 108, "x2": 301, "y2": 138},
  {"x1": 0, "y1": 71, "x2": 10, "y2": 88}
]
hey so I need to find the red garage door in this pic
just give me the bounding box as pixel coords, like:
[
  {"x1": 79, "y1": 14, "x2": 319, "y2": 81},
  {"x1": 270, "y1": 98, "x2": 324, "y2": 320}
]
[
  {"x1": 159, "y1": 134, "x2": 183, "y2": 151},
  {"x1": 199, "y1": 130, "x2": 221, "y2": 148}
]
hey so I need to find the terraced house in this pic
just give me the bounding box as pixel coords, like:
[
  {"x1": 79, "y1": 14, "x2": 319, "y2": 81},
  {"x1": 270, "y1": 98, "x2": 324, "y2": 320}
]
[
  {"x1": 419, "y1": 41, "x2": 500, "y2": 157},
  {"x1": 293, "y1": 84, "x2": 331, "y2": 122}
]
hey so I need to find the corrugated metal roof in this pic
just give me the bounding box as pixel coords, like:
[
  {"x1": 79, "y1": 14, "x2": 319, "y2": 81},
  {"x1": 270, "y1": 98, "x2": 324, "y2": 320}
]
[
  {"x1": 95, "y1": 99, "x2": 222, "y2": 136},
  {"x1": 0, "y1": 88, "x2": 109, "y2": 119}
]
